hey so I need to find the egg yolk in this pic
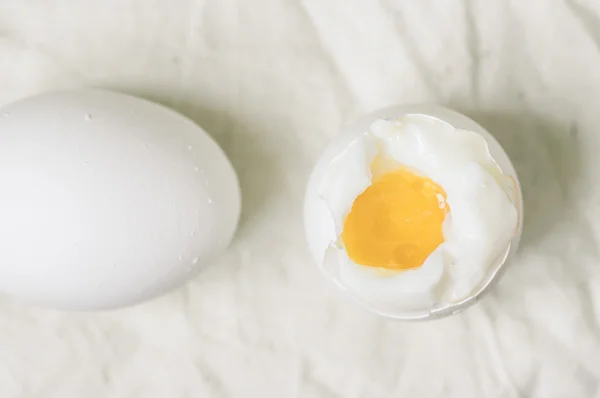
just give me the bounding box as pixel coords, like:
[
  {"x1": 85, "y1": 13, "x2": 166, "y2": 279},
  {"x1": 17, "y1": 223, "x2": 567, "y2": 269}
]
[{"x1": 342, "y1": 167, "x2": 449, "y2": 270}]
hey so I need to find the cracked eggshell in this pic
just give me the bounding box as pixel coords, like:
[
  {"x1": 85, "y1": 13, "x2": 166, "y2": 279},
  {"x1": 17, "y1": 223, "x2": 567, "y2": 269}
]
[{"x1": 303, "y1": 104, "x2": 523, "y2": 319}]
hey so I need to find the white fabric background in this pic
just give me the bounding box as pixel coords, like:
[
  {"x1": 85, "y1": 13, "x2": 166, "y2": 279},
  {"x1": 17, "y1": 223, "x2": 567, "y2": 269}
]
[{"x1": 1, "y1": 1, "x2": 599, "y2": 397}]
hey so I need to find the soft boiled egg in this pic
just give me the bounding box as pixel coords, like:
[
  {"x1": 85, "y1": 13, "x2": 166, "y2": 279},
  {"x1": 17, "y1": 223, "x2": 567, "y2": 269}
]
[
  {"x1": 304, "y1": 105, "x2": 523, "y2": 319},
  {"x1": 0, "y1": 90, "x2": 241, "y2": 310}
]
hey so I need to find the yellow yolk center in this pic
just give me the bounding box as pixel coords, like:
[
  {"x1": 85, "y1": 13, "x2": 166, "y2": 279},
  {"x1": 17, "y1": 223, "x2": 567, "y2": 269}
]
[{"x1": 341, "y1": 167, "x2": 449, "y2": 270}]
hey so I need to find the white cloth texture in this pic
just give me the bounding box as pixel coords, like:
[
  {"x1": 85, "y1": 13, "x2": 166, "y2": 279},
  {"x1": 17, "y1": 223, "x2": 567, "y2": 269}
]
[{"x1": 0, "y1": 1, "x2": 598, "y2": 397}]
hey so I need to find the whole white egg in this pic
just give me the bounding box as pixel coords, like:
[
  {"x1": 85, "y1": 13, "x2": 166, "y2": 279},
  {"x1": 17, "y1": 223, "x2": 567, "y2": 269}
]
[{"x1": 0, "y1": 90, "x2": 241, "y2": 309}]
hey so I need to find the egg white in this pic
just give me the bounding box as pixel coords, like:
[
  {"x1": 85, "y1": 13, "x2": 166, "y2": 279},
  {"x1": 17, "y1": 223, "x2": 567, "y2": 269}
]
[{"x1": 316, "y1": 114, "x2": 518, "y2": 310}]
